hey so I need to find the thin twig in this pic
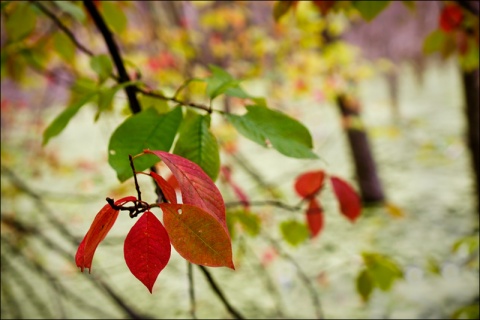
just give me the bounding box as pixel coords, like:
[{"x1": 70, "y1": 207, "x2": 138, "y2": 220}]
[
  {"x1": 264, "y1": 234, "x2": 324, "y2": 319},
  {"x1": 129, "y1": 155, "x2": 142, "y2": 201},
  {"x1": 197, "y1": 266, "x2": 245, "y2": 319},
  {"x1": 187, "y1": 262, "x2": 197, "y2": 319},
  {"x1": 30, "y1": 1, "x2": 94, "y2": 56},
  {"x1": 225, "y1": 199, "x2": 304, "y2": 211}
]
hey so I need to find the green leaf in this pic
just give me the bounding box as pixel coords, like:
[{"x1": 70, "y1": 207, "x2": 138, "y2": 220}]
[
  {"x1": 226, "y1": 105, "x2": 317, "y2": 159},
  {"x1": 101, "y1": 1, "x2": 127, "y2": 34},
  {"x1": 459, "y1": 39, "x2": 480, "y2": 72},
  {"x1": 273, "y1": 1, "x2": 295, "y2": 22},
  {"x1": 53, "y1": 32, "x2": 75, "y2": 62},
  {"x1": 173, "y1": 111, "x2": 220, "y2": 181},
  {"x1": 353, "y1": 1, "x2": 391, "y2": 21},
  {"x1": 356, "y1": 269, "x2": 374, "y2": 302},
  {"x1": 95, "y1": 81, "x2": 142, "y2": 121},
  {"x1": 6, "y1": 2, "x2": 36, "y2": 41},
  {"x1": 90, "y1": 54, "x2": 113, "y2": 83},
  {"x1": 363, "y1": 253, "x2": 403, "y2": 291},
  {"x1": 279, "y1": 220, "x2": 309, "y2": 246},
  {"x1": 423, "y1": 30, "x2": 447, "y2": 54},
  {"x1": 108, "y1": 107, "x2": 182, "y2": 182},
  {"x1": 205, "y1": 65, "x2": 235, "y2": 99},
  {"x1": 43, "y1": 93, "x2": 97, "y2": 146},
  {"x1": 138, "y1": 93, "x2": 170, "y2": 113},
  {"x1": 401, "y1": 1, "x2": 415, "y2": 11},
  {"x1": 227, "y1": 209, "x2": 261, "y2": 239},
  {"x1": 53, "y1": 1, "x2": 85, "y2": 22}
]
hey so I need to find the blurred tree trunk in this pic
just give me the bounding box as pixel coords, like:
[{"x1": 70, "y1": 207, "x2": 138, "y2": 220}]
[
  {"x1": 461, "y1": 68, "x2": 479, "y2": 214},
  {"x1": 336, "y1": 94, "x2": 386, "y2": 204}
]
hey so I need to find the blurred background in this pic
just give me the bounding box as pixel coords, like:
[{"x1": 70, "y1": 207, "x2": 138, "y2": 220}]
[{"x1": 1, "y1": 1, "x2": 479, "y2": 319}]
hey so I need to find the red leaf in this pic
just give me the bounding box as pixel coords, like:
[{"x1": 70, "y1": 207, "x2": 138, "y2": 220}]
[
  {"x1": 144, "y1": 150, "x2": 227, "y2": 232},
  {"x1": 150, "y1": 171, "x2": 177, "y2": 204},
  {"x1": 294, "y1": 170, "x2": 326, "y2": 199},
  {"x1": 166, "y1": 174, "x2": 179, "y2": 190},
  {"x1": 124, "y1": 211, "x2": 171, "y2": 293},
  {"x1": 439, "y1": 4, "x2": 464, "y2": 33},
  {"x1": 221, "y1": 166, "x2": 250, "y2": 208},
  {"x1": 306, "y1": 198, "x2": 324, "y2": 238},
  {"x1": 75, "y1": 196, "x2": 136, "y2": 272},
  {"x1": 161, "y1": 203, "x2": 235, "y2": 269},
  {"x1": 330, "y1": 176, "x2": 361, "y2": 222}
]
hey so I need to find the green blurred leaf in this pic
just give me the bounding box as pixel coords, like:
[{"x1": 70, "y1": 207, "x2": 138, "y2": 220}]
[
  {"x1": 353, "y1": 1, "x2": 390, "y2": 21},
  {"x1": 43, "y1": 92, "x2": 97, "y2": 146},
  {"x1": 451, "y1": 303, "x2": 479, "y2": 319},
  {"x1": 423, "y1": 30, "x2": 447, "y2": 54},
  {"x1": 459, "y1": 39, "x2": 480, "y2": 71},
  {"x1": 90, "y1": 54, "x2": 113, "y2": 83},
  {"x1": 6, "y1": 3, "x2": 36, "y2": 41},
  {"x1": 401, "y1": 1, "x2": 415, "y2": 11},
  {"x1": 95, "y1": 81, "x2": 142, "y2": 121},
  {"x1": 362, "y1": 253, "x2": 403, "y2": 291},
  {"x1": 452, "y1": 234, "x2": 479, "y2": 255},
  {"x1": 173, "y1": 111, "x2": 220, "y2": 181},
  {"x1": 108, "y1": 107, "x2": 182, "y2": 182},
  {"x1": 236, "y1": 210, "x2": 261, "y2": 237},
  {"x1": 356, "y1": 269, "x2": 374, "y2": 302},
  {"x1": 227, "y1": 209, "x2": 261, "y2": 239},
  {"x1": 53, "y1": 1, "x2": 85, "y2": 22},
  {"x1": 280, "y1": 220, "x2": 309, "y2": 246},
  {"x1": 102, "y1": 1, "x2": 127, "y2": 34},
  {"x1": 138, "y1": 93, "x2": 170, "y2": 113},
  {"x1": 53, "y1": 32, "x2": 75, "y2": 62},
  {"x1": 226, "y1": 105, "x2": 317, "y2": 159},
  {"x1": 273, "y1": 1, "x2": 295, "y2": 22}
]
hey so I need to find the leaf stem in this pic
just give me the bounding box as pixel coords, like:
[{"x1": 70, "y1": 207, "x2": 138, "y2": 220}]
[
  {"x1": 129, "y1": 155, "x2": 142, "y2": 202},
  {"x1": 197, "y1": 266, "x2": 245, "y2": 319}
]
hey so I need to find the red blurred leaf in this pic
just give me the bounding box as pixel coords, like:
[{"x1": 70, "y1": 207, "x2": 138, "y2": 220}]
[
  {"x1": 75, "y1": 196, "x2": 136, "y2": 272},
  {"x1": 144, "y1": 150, "x2": 227, "y2": 232},
  {"x1": 312, "y1": 1, "x2": 335, "y2": 15},
  {"x1": 150, "y1": 171, "x2": 177, "y2": 204},
  {"x1": 221, "y1": 166, "x2": 250, "y2": 208},
  {"x1": 330, "y1": 176, "x2": 362, "y2": 222},
  {"x1": 439, "y1": 4, "x2": 464, "y2": 33},
  {"x1": 294, "y1": 170, "x2": 326, "y2": 199},
  {"x1": 306, "y1": 198, "x2": 324, "y2": 238},
  {"x1": 161, "y1": 203, "x2": 235, "y2": 269},
  {"x1": 124, "y1": 211, "x2": 171, "y2": 293}
]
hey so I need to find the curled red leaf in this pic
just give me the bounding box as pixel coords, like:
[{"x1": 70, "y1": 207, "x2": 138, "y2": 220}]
[
  {"x1": 75, "y1": 196, "x2": 136, "y2": 273},
  {"x1": 161, "y1": 203, "x2": 235, "y2": 269},
  {"x1": 144, "y1": 150, "x2": 228, "y2": 233},
  {"x1": 150, "y1": 171, "x2": 177, "y2": 204},
  {"x1": 294, "y1": 170, "x2": 326, "y2": 199},
  {"x1": 124, "y1": 211, "x2": 171, "y2": 293},
  {"x1": 306, "y1": 198, "x2": 324, "y2": 238},
  {"x1": 330, "y1": 176, "x2": 362, "y2": 222}
]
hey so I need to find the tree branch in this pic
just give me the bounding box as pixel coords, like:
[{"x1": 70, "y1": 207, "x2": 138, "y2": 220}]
[
  {"x1": 82, "y1": 0, "x2": 140, "y2": 113},
  {"x1": 197, "y1": 266, "x2": 245, "y2": 319}
]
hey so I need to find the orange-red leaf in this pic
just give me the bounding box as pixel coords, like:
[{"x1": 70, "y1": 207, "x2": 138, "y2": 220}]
[
  {"x1": 294, "y1": 170, "x2": 326, "y2": 199},
  {"x1": 161, "y1": 203, "x2": 234, "y2": 269},
  {"x1": 306, "y1": 198, "x2": 324, "y2": 238},
  {"x1": 144, "y1": 150, "x2": 227, "y2": 232},
  {"x1": 124, "y1": 211, "x2": 171, "y2": 293},
  {"x1": 75, "y1": 196, "x2": 136, "y2": 272},
  {"x1": 166, "y1": 173, "x2": 179, "y2": 190},
  {"x1": 330, "y1": 176, "x2": 361, "y2": 222},
  {"x1": 150, "y1": 171, "x2": 177, "y2": 204}
]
